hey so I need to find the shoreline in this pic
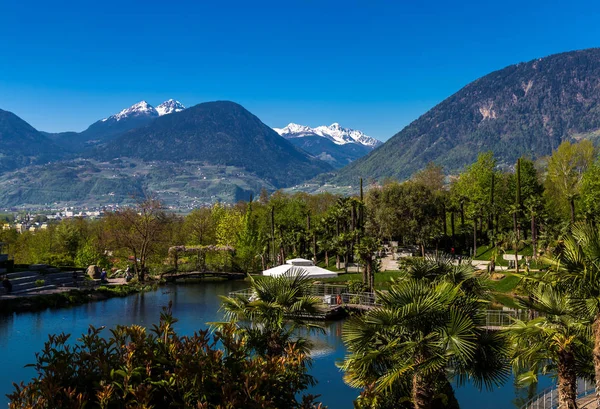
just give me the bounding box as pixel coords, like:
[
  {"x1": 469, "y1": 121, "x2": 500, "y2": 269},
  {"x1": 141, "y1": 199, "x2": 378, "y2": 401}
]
[
  {"x1": 0, "y1": 283, "x2": 153, "y2": 314},
  {"x1": 0, "y1": 276, "x2": 250, "y2": 315}
]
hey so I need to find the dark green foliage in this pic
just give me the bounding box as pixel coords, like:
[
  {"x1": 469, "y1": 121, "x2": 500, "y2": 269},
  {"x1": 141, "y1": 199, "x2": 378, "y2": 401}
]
[
  {"x1": 8, "y1": 307, "x2": 322, "y2": 409},
  {"x1": 334, "y1": 48, "x2": 600, "y2": 184}
]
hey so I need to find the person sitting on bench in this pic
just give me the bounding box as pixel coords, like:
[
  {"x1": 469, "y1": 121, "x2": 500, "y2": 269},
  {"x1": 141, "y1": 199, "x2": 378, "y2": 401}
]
[{"x1": 2, "y1": 276, "x2": 12, "y2": 294}]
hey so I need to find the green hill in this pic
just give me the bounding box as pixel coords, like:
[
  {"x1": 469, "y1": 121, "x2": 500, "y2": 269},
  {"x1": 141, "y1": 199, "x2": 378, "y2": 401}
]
[
  {"x1": 92, "y1": 101, "x2": 332, "y2": 188},
  {"x1": 0, "y1": 109, "x2": 64, "y2": 172},
  {"x1": 333, "y1": 48, "x2": 600, "y2": 183}
]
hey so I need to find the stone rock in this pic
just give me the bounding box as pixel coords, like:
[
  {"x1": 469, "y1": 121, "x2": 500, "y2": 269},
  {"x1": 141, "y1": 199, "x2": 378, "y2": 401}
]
[{"x1": 87, "y1": 265, "x2": 101, "y2": 279}]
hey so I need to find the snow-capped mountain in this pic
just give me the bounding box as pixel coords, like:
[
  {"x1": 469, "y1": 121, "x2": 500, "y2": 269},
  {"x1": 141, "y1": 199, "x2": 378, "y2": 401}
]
[
  {"x1": 274, "y1": 123, "x2": 382, "y2": 148},
  {"x1": 156, "y1": 99, "x2": 185, "y2": 116},
  {"x1": 102, "y1": 101, "x2": 158, "y2": 122},
  {"x1": 102, "y1": 100, "x2": 185, "y2": 122}
]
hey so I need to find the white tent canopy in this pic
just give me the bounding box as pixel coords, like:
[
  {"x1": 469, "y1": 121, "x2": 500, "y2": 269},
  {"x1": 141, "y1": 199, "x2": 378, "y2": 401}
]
[{"x1": 262, "y1": 258, "x2": 338, "y2": 279}]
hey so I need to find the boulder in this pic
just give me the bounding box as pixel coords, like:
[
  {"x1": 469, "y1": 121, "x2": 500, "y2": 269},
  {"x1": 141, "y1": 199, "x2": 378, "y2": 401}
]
[{"x1": 87, "y1": 265, "x2": 101, "y2": 279}]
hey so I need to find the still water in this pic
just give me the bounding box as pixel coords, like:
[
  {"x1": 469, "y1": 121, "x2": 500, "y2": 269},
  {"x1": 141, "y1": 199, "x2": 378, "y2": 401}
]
[{"x1": 0, "y1": 282, "x2": 553, "y2": 408}]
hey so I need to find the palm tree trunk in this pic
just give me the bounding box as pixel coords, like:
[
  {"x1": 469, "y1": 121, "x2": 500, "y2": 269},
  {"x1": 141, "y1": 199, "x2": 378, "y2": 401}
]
[
  {"x1": 412, "y1": 373, "x2": 434, "y2": 409},
  {"x1": 442, "y1": 204, "x2": 447, "y2": 236},
  {"x1": 367, "y1": 259, "x2": 373, "y2": 291},
  {"x1": 593, "y1": 316, "x2": 600, "y2": 408},
  {"x1": 473, "y1": 221, "x2": 477, "y2": 258},
  {"x1": 531, "y1": 213, "x2": 537, "y2": 260},
  {"x1": 514, "y1": 244, "x2": 520, "y2": 275},
  {"x1": 325, "y1": 250, "x2": 329, "y2": 268},
  {"x1": 557, "y1": 350, "x2": 578, "y2": 409},
  {"x1": 570, "y1": 198, "x2": 576, "y2": 224}
]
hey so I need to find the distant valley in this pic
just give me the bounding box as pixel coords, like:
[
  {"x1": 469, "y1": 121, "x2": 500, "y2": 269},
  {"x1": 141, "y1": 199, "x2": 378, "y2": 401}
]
[
  {"x1": 0, "y1": 100, "x2": 377, "y2": 208},
  {"x1": 5, "y1": 48, "x2": 600, "y2": 208}
]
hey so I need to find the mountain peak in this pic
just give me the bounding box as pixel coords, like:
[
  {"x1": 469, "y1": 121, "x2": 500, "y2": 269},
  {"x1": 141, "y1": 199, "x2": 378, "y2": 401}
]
[
  {"x1": 275, "y1": 122, "x2": 381, "y2": 148},
  {"x1": 103, "y1": 100, "x2": 158, "y2": 122},
  {"x1": 156, "y1": 99, "x2": 186, "y2": 116},
  {"x1": 101, "y1": 99, "x2": 186, "y2": 122}
]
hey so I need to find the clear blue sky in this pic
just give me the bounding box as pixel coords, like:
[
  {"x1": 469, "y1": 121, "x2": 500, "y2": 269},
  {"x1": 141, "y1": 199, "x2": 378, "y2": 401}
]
[{"x1": 1, "y1": 0, "x2": 599, "y2": 141}]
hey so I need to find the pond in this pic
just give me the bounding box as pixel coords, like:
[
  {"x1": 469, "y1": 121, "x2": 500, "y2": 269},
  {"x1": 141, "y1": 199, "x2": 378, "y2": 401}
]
[{"x1": 0, "y1": 281, "x2": 554, "y2": 408}]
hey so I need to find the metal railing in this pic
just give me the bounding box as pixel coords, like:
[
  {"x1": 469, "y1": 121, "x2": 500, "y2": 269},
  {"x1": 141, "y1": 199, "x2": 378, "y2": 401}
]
[
  {"x1": 229, "y1": 288, "x2": 531, "y2": 322},
  {"x1": 520, "y1": 378, "x2": 595, "y2": 409},
  {"x1": 484, "y1": 309, "x2": 529, "y2": 328},
  {"x1": 228, "y1": 287, "x2": 380, "y2": 309}
]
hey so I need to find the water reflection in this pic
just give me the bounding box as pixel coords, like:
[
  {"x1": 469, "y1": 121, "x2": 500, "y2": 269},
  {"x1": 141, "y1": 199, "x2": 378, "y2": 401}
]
[{"x1": 0, "y1": 282, "x2": 555, "y2": 409}]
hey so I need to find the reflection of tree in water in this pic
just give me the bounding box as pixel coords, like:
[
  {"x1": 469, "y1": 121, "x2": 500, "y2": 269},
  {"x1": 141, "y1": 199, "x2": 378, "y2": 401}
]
[
  {"x1": 130, "y1": 293, "x2": 146, "y2": 320},
  {"x1": 297, "y1": 321, "x2": 344, "y2": 358},
  {"x1": 0, "y1": 314, "x2": 15, "y2": 347},
  {"x1": 512, "y1": 379, "x2": 539, "y2": 409},
  {"x1": 32, "y1": 312, "x2": 43, "y2": 334}
]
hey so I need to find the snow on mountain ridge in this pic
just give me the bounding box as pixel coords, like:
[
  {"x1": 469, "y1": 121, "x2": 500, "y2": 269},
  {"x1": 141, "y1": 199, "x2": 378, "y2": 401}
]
[
  {"x1": 102, "y1": 99, "x2": 185, "y2": 122},
  {"x1": 274, "y1": 122, "x2": 381, "y2": 147},
  {"x1": 156, "y1": 99, "x2": 186, "y2": 116}
]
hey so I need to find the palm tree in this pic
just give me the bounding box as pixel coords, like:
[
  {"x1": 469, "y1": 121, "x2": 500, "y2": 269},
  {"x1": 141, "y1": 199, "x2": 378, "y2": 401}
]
[
  {"x1": 544, "y1": 222, "x2": 600, "y2": 406},
  {"x1": 524, "y1": 196, "x2": 543, "y2": 260},
  {"x1": 340, "y1": 278, "x2": 508, "y2": 409},
  {"x1": 219, "y1": 270, "x2": 326, "y2": 356},
  {"x1": 402, "y1": 254, "x2": 489, "y2": 297},
  {"x1": 354, "y1": 236, "x2": 381, "y2": 291},
  {"x1": 498, "y1": 231, "x2": 524, "y2": 274},
  {"x1": 506, "y1": 284, "x2": 592, "y2": 409}
]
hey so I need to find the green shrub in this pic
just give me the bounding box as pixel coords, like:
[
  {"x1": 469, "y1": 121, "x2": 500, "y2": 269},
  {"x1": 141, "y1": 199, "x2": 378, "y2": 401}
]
[{"x1": 8, "y1": 307, "x2": 322, "y2": 409}]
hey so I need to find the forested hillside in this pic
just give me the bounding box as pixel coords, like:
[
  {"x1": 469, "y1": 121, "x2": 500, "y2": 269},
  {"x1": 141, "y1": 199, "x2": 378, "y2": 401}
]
[
  {"x1": 333, "y1": 48, "x2": 600, "y2": 183},
  {"x1": 93, "y1": 101, "x2": 332, "y2": 187}
]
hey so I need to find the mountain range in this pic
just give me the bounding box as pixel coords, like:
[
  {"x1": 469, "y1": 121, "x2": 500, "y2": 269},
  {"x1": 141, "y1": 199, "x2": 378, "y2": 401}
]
[
  {"x1": 0, "y1": 101, "x2": 335, "y2": 207},
  {"x1": 333, "y1": 48, "x2": 600, "y2": 184},
  {"x1": 46, "y1": 99, "x2": 186, "y2": 153},
  {"x1": 0, "y1": 109, "x2": 62, "y2": 172},
  {"x1": 4, "y1": 48, "x2": 600, "y2": 207},
  {"x1": 90, "y1": 101, "x2": 332, "y2": 187},
  {"x1": 274, "y1": 123, "x2": 381, "y2": 168}
]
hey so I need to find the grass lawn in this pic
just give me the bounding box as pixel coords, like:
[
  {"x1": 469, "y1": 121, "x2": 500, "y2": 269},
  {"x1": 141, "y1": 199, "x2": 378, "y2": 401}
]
[
  {"x1": 491, "y1": 292, "x2": 521, "y2": 309},
  {"x1": 487, "y1": 274, "x2": 520, "y2": 293},
  {"x1": 320, "y1": 270, "x2": 405, "y2": 289}
]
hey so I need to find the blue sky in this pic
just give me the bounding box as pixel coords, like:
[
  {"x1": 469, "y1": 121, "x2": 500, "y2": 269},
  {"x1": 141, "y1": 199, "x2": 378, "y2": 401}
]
[{"x1": 1, "y1": 0, "x2": 599, "y2": 141}]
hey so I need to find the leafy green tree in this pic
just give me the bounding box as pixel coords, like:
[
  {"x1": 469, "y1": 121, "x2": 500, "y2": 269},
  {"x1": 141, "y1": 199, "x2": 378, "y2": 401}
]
[
  {"x1": 103, "y1": 199, "x2": 173, "y2": 281},
  {"x1": 340, "y1": 279, "x2": 508, "y2": 409},
  {"x1": 365, "y1": 181, "x2": 441, "y2": 255},
  {"x1": 451, "y1": 152, "x2": 497, "y2": 252},
  {"x1": 184, "y1": 207, "x2": 216, "y2": 245},
  {"x1": 545, "y1": 140, "x2": 595, "y2": 224},
  {"x1": 235, "y1": 202, "x2": 264, "y2": 273},
  {"x1": 74, "y1": 239, "x2": 108, "y2": 268},
  {"x1": 215, "y1": 205, "x2": 244, "y2": 247},
  {"x1": 580, "y1": 159, "x2": 600, "y2": 223}
]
